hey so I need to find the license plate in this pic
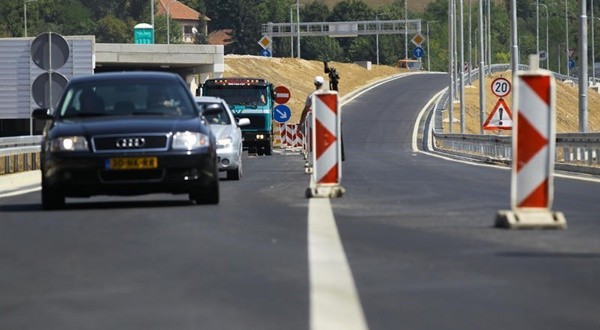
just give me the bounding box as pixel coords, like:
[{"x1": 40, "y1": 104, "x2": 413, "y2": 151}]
[{"x1": 107, "y1": 157, "x2": 158, "y2": 170}]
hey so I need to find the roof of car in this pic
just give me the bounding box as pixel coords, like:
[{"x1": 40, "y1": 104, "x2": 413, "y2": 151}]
[{"x1": 69, "y1": 71, "x2": 184, "y2": 84}]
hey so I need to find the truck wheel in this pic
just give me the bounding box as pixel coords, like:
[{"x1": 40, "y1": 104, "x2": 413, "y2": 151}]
[{"x1": 264, "y1": 145, "x2": 272, "y2": 156}]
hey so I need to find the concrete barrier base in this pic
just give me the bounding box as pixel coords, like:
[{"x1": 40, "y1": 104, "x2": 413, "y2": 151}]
[
  {"x1": 495, "y1": 209, "x2": 567, "y2": 229},
  {"x1": 305, "y1": 185, "x2": 345, "y2": 198}
]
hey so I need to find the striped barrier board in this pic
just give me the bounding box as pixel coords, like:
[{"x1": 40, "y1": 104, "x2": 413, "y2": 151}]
[
  {"x1": 306, "y1": 91, "x2": 344, "y2": 198},
  {"x1": 496, "y1": 65, "x2": 566, "y2": 229}
]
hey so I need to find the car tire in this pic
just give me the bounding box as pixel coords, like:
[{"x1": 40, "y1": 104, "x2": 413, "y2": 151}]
[
  {"x1": 41, "y1": 178, "x2": 65, "y2": 210},
  {"x1": 189, "y1": 177, "x2": 219, "y2": 205},
  {"x1": 227, "y1": 164, "x2": 242, "y2": 180}
]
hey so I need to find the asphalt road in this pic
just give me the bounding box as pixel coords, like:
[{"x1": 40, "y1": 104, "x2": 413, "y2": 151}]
[{"x1": 1, "y1": 73, "x2": 599, "y2": 330}]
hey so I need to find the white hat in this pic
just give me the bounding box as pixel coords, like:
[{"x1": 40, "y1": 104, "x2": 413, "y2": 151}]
[{"x1": 314, "y1": 76, "x2": 325, "y2": 85}]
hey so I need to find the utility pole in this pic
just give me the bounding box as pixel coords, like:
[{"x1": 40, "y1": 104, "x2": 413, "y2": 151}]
[
  {"x1": 296, "y1": 0, "x2": 301, "y2": 59},
  {"x1": 459, "y1": 0, "x2": 466, "y2": 133},
  {"x1": 478, "y1": 0, "x2": 485, "y2": 134},
  {"x1": 579, "y1": 0, "x2": 588, "y2": 132},
  {"x1": 448, "y1": 0, "x2": 455, "y2": 133},
  {"x1": 510, "y1": 0, "x2": 518, "y2": 75}
]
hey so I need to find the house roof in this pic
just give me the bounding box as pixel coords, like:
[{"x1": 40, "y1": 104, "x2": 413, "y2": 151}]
[
  {"x1": 157, "y1": 0, "x2": 210, "y2": 21},
  {"x1": 208, "y1": 29, "x2": 233, "y2": 46}
]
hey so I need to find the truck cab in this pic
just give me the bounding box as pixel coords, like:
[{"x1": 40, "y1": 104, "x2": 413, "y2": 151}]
[{"x1": 201, "y1": 78, "x2": 274, "y2": 155}]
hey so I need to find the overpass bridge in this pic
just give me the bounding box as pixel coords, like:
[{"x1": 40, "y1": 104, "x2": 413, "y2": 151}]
[{"x1": 0, "y1": 35, "x2": 224, "y2": 136}]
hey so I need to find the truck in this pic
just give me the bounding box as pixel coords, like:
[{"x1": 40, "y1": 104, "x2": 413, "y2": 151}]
[{"x1": 201, "y1": 77, "x2": 274, "y2": 156}]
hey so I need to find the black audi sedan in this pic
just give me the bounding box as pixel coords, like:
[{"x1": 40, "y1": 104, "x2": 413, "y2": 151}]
[{"x1": 32, "y1": 71, "x2": 219, "y2": 209}]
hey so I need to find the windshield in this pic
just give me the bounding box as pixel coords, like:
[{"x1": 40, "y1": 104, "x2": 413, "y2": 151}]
[
  {"x1": 57, "y1": 80, "x2": 197, "y2": 118},
  {"x1": 204, "y1": 87, "x2": 267, "y2": 107},
  {"x1": 196, "y1": 102, "x2": 231, "y2": 125}
]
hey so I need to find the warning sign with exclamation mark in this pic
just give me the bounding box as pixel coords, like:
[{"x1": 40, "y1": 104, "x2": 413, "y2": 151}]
[{"x1": 483, "y1": 98, "x2": 513, "y2": 130}]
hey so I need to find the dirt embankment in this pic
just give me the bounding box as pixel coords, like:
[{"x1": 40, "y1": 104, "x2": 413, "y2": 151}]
[{"x1": 224, "y1": 55, "x2": 600, "y2": 133}]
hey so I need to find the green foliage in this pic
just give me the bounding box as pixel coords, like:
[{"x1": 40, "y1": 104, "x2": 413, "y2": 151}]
[
  {"x1": 1, "y1": 0, "x2": 597, "y2": 73},
  {"x1": 303, "y1": 1, "x2": 330, "y2": 22},
  {"x1": 96, "y1": 15, "x2": 130, "y2": 43},
  {"x1": 301, "y1": 36, "x2": 344, "y2": 62}
]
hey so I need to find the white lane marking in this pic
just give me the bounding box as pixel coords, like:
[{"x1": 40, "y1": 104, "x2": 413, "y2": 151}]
[
  {"x1": 309, "y1": 198, "x2": 368, "y2": 330},
  {"x1": 0, "y1": 187, "x2": 40, "y2": 199},
  {"x1": 411, "y1": 89, "x2": 447, "y2": 152}
]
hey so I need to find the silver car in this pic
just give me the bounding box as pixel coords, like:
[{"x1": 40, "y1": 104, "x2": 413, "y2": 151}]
[{"x1": 195, "y1": 96, "x2": 249, "y2": 180}]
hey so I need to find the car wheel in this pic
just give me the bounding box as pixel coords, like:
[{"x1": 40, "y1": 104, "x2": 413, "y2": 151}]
[
  {"x1": 189, "y1": 177, "x2": 219, "y2": 205},
  {"x1": 41, "y1": 179, "x2": 65, "y2": 210},
  {"x1": 227, "y1": 164, "x2": 242, "y2": 180}
]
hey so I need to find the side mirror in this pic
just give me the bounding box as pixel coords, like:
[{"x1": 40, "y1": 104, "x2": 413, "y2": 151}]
[
  {"x1": 237, "y1": 118, "x2": 250, "y2": 127},
  {"x1": 32, "y1": 108, "x2": 52, "y2": 120}
]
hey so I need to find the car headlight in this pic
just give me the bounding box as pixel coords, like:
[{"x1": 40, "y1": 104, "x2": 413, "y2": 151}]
[
  {"x1": 172, "y1": 131, "x2": 210, "y2": 150},
  {"x1": 50, "y1": 136, "x2": 89, "y2": 152},
  {"x1": 217, "y1": 136, "x2": 233, "y2": 149}
]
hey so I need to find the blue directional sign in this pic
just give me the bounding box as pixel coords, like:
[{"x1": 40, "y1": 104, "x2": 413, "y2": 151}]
[
  {"x1": 413, "y1": 46, "x2": 424, "y2": 59},
  {"x1": 273, "y1": 104, "x2": 291, "y2": 123},
  {"x1": 568, "y1": 59, "x2": 576, "y2": 69},
  {"x1": 260, "y1": 49, "x2": 271, "y2": 57}
]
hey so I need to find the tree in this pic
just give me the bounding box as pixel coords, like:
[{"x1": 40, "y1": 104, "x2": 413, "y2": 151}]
[
  {"x1": 302, "y1": 1, "x2": 330, "y2": 22},
  {"x1": 301, "y1": 36, "x2": 344, "y2": 62},
  {"x1": 96, "y1": 15, "x2": 130, "y2": 43}
]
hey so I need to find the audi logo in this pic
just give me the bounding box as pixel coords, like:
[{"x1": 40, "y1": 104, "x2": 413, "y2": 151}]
[{"x1": 115, "y1": 137, "x2": 146, "y2": 148}]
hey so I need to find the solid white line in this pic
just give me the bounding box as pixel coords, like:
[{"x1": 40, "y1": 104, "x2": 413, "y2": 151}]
[
  {"x1": 309, "y1": 198, "x2": 368, "y2": 330},
  {"x1": 412, "y1": 89, "x2": 447, "y2": 152},
  {"x1": 0, "y1": 187, "x2": 41, "y2": 199}
]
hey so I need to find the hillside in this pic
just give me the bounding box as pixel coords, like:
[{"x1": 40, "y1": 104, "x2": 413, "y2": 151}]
[{"x1": 224, "y1": 56, "x2": 600, "y2": 133}]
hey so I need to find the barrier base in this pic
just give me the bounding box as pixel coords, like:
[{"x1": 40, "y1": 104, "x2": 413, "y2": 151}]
[
  {"x1": 495, "y1": 209, "x2": 567, "y2": 229},
  {"x1": 304, "y1": 164, "x2": 313, "y2": 174},
  {"x1": 305, "y1": 185, "x2": 345, "y2": 198}
]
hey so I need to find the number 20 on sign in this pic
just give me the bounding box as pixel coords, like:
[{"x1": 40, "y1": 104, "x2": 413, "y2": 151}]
[{"x1": 491, "y1": 77, "x2": 511, "y2": 98}]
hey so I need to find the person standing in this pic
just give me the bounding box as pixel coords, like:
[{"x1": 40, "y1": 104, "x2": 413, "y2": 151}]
[{"x1": 299, "y1": 75, "x2": 325, "y2": 130}]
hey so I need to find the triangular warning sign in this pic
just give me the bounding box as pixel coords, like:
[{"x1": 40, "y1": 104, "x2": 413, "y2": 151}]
[{"x1": 483, "y1": 98, "x2": 513, "y2": 130}]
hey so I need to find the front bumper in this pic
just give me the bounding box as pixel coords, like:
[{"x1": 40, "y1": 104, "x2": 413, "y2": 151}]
[
  {"x1": 216, "y1": 147, "x2": 241, "y2": 171},
  {"x1": 42, "y1": 150, "x2": 217, "y2": 197}
]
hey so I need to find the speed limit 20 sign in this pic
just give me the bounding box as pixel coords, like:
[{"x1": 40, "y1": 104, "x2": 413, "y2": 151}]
[{"x1": 491, "y1": 77, "x2": 512, "y2": 98}]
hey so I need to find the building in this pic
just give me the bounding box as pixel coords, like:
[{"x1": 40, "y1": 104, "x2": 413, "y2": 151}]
[{"x1": 157, "y1": 0, "x2": 210, "y2": 43}]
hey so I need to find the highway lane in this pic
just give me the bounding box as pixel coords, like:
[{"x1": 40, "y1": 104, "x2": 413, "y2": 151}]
[
  {"x1": 1, "y1": 72, "x2": 600, "y2": 329},
  {"x1": 0, "y1": 154, "x2": 311, "y2": 330},
  {"x1": 335, "y1": 73, "x2": 600, "y2": 329}
]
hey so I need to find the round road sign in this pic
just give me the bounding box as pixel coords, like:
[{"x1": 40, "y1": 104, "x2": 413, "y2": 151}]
[
  {"x1": 31, "y1": 72, "x2": 69, "y2": 109},
  {"x1": 273, "y1": 104, "x2": 291, "y2": 123},
  {"x1": 413, "y1": 47, "x2": 424, "y2": 59},
  {"x1": 30, "y1": 32, "x2": 69, "y2": 71},
  {"x1": 274, "y1": 85, "x2": 291, "y2": 104},
  {"x1": 491, "y1": 77, "x2": 511, "y2": 98}
]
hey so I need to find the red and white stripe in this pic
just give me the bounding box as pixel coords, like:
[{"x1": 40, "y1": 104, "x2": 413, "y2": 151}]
[
  {"x1": 273, "y1": 122, "x2": 284, "y2": 147},
  {"x1": 512, "y1": 73, "x2": 555, "y2": 209},
  {"x1": 285, "y1": 124, "x2": 296, "y2": 147},
  {"x1": 312, "y1": 92, "x2": 341, "y2": 185}
]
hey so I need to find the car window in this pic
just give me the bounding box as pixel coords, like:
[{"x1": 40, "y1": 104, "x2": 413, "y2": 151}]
[
  {"x1": 197, "y1": 102, "x2": 231, "y2": 125},
  {"x1": 58, "y1": 81, "x2": 197, "y2": 118}
]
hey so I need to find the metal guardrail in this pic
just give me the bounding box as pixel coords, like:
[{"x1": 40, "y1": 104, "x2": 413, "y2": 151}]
[
  {"x1": 431, "y1": 79, "x2": 600, "y2": 175},
  {"x1": 0, "y1": 136, "x2": 41, "y2": 175}
]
